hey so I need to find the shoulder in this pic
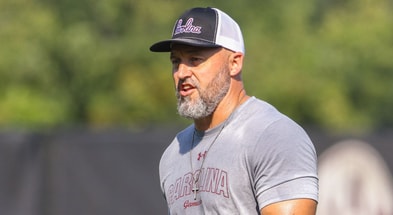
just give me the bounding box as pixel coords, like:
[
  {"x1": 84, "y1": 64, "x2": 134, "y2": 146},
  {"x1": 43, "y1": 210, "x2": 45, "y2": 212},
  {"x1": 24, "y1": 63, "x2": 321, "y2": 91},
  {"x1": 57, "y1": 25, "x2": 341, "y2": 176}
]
[
  {"x1": 160, "y1": 124, "x2": 194, "y2": 163},
  {"x1": 232, "y1": 97, "x2": 307, "y2": 139},
  {"x1": 232, "y1": 97, "x2": 316, "y2": 160}
]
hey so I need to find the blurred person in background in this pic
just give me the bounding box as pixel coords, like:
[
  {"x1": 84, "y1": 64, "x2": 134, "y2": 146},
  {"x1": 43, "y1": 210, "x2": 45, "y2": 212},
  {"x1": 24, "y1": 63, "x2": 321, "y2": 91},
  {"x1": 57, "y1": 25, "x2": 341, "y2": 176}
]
[
  {"x1": 150, "y1": 7, "x2": 318, "y2": 214},
  {"x1": 317, "y1": 140, "x2": 393, "y2": 215}
]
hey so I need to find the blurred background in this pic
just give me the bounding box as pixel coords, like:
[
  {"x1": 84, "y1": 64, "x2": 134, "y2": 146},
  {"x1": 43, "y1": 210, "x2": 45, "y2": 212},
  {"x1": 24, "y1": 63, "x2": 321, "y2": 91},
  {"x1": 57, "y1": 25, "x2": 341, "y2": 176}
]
[{"x1": 0, "y1": 0, "x2": 392, "y2": 214}]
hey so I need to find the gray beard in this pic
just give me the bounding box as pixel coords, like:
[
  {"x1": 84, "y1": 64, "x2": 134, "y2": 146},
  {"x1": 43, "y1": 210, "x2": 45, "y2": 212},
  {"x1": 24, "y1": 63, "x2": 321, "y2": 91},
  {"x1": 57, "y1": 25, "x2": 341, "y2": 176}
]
[{"x1": 176, "y1": 67, "x2": 230, "y2": 119}]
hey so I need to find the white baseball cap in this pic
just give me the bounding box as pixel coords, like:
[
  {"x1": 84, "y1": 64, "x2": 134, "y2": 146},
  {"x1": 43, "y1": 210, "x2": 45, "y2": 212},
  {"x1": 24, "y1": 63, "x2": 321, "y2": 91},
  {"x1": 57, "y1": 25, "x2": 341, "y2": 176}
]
[{"x1": 150, "y1": 7, "x2": 245, "y2": 54}]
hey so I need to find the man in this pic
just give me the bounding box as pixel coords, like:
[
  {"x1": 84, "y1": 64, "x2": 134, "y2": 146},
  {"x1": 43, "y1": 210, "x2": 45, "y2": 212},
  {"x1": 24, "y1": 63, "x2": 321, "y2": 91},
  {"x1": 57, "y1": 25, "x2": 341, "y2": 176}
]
[{"x1": 150, "y1": 7, "x2": 318, "y2": 214}]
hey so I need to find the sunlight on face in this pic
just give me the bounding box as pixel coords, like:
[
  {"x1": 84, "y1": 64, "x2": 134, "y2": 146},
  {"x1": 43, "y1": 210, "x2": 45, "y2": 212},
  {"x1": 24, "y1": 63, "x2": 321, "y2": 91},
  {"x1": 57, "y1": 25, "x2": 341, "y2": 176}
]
[{"x1": 176, "y1": 62, "x2": 230, "y2": 119}]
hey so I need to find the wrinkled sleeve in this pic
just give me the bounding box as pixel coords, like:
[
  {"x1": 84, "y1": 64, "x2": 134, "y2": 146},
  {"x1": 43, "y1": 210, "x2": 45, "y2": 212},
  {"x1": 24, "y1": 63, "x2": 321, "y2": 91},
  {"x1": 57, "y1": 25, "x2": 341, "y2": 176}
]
[{"x1": 250, "y1": 118, "x2": 319, "y2": 210}]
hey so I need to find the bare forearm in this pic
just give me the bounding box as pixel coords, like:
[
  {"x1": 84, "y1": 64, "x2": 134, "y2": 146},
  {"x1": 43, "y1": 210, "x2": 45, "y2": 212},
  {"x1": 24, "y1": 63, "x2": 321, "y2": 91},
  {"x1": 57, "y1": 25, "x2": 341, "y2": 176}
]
[{"x1": 260, "y1": 198, "x2": 317, "y2": 215}]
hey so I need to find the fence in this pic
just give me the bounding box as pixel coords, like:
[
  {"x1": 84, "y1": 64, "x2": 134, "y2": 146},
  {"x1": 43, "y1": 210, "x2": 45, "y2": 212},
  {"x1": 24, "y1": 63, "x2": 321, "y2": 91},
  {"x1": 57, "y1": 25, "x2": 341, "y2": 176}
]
[{"x1": 0, "y1": 127, "x2": 392, "y2": 215}]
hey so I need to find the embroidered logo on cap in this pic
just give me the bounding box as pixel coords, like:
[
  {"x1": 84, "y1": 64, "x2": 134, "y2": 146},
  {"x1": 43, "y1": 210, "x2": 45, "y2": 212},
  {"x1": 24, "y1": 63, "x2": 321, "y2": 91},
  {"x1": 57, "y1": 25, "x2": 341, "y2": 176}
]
[{"x1": 174, "y1": 18, "x2": 202, "y2": 35}]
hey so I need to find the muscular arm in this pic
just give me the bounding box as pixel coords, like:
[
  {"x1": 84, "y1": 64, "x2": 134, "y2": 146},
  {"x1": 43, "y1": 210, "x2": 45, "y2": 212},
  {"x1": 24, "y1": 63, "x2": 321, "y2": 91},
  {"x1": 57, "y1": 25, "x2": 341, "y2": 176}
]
[{"x1": 261, "y1": 198, "x2": 317, "y2": 215}]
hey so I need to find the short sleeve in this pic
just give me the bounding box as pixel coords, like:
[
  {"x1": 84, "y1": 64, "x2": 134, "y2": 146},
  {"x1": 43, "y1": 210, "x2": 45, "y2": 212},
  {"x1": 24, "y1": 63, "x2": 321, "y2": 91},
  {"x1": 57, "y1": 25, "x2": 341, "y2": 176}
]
[{"x1": 250, "y1": 117, "x2": 319, "y2": 209}]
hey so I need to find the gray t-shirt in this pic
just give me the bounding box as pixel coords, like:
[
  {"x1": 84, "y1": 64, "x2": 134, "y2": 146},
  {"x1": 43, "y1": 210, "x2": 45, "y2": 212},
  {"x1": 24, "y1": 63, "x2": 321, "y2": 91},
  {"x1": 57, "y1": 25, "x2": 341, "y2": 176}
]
[{"x1": 159, "y1": 97, "x2": 318, "y2": 214}]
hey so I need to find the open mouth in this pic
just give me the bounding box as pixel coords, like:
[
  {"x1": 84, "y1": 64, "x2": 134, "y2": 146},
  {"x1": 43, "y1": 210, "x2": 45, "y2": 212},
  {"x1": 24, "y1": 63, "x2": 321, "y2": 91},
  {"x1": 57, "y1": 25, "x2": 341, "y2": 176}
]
[{"x1": 179, "y1": 83, "x2": 196, "y2": 97}]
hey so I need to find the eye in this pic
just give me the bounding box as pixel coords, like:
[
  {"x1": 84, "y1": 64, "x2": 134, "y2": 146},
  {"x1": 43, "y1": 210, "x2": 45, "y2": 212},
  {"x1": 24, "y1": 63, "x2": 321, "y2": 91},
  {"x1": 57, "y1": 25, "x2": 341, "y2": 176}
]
[
  {"x1": 190, "y1": 57, "x2": 202, "y2": 65},
  {"x1": 170, "y1": 58, "x2": 180, "y2": 67}
]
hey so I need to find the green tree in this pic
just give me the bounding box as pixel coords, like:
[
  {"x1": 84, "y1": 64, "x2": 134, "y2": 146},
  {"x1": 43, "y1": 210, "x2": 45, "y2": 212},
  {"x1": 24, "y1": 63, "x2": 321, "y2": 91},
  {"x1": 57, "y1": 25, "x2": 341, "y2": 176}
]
[{"x1": 0, "y1": 0, "x2": 392, "y2": 133}]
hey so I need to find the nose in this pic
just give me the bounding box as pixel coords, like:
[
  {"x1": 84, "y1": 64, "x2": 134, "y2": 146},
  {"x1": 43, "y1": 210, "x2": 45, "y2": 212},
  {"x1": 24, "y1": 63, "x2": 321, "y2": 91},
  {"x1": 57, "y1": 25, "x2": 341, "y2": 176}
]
[{"x1": 175, "y1": 63, "x2": 192, "y2": 80}]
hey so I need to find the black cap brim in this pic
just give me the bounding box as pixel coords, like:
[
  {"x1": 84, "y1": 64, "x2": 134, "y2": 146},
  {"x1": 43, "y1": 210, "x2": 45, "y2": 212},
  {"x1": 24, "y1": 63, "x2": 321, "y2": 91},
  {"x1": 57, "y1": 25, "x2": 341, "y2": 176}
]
[{"x1": 149, "y1": 38, "x2": 221, "y2": 52}]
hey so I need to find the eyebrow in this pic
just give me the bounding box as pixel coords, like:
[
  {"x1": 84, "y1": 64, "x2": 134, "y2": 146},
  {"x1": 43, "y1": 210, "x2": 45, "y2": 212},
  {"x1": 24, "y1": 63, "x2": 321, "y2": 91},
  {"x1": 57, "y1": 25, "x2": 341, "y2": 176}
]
[{"x1": 170, "y1": 50, "x2": 198, "y2": 61}]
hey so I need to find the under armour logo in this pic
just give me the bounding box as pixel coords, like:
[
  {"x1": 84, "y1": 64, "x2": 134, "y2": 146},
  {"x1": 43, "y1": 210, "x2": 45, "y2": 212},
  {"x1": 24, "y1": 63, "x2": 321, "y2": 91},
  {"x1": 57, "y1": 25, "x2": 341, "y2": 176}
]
[{"x1": 197, "y1": 151, "x2": 207, "y2": 161}]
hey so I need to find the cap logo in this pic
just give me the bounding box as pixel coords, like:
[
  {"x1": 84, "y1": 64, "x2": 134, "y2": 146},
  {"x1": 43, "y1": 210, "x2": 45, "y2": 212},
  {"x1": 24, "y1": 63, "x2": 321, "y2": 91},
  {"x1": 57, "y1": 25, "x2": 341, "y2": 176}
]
[{"x1": 174, "y1": 18, "x2": 202, "y2": 36}]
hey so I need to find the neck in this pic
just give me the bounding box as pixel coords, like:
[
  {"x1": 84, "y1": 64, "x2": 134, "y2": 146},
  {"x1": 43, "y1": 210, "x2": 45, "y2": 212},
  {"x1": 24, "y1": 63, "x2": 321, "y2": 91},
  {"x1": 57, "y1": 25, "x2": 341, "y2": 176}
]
[{"x1": 194, "y1": 89, "x2": 248, "y2": 131}]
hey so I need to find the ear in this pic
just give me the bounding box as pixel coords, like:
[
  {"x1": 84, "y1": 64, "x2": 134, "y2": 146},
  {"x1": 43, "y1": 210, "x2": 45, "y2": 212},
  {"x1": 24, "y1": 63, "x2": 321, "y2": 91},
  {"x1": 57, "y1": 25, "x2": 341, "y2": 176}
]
[{"x1": 229, "y1": 52, "x2": 244, "y2": 77}]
